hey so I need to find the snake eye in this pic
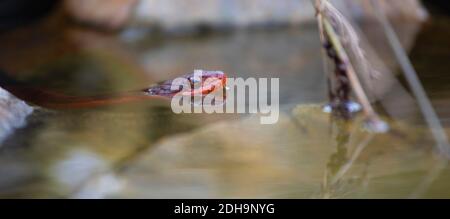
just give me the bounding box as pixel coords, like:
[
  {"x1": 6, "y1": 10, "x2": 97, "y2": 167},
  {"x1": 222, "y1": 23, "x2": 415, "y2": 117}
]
[{"x1": 190, "y1": 76, "x2": 202, "y2": 84}]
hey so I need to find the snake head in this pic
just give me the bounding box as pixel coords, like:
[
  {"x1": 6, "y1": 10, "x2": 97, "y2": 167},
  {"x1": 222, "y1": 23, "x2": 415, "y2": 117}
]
[{"x1": 146, "y1": 70, "x2": 227, "y2": 97}]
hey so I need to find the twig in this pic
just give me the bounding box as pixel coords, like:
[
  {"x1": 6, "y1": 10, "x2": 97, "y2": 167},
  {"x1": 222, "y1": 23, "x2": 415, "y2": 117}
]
[
  {"x1": 314, "y1": 0, "x2": 387, "y2": 131},
  {"x1": 321, "y1": 19, "x2": 377, "y2": 119}
]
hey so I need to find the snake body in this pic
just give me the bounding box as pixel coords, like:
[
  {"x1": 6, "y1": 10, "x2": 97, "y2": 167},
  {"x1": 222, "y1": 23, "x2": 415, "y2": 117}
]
[{"x1": 0, "y1": 70, "x2": 227, "y2": 109}]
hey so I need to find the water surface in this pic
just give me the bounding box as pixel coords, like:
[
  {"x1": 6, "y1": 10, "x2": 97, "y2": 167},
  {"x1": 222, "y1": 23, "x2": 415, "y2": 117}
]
[{"x1": 0, "y1": 14, "x2": 449, "y2": 198}]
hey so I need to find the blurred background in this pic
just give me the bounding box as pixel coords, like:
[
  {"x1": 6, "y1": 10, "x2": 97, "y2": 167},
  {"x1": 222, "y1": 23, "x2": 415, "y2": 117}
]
[{"x1": 0, "y1": 0, "x2": 449, "y2": 198}]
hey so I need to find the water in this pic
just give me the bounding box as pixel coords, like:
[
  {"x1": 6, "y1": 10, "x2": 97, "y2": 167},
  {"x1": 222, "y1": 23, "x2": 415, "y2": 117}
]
[
  {"x1": 411, "y1": 14, "x2": 450, "y2": 127},
  {"x1": 0, "y1": 13, "x2": 449, "y2": 198}
]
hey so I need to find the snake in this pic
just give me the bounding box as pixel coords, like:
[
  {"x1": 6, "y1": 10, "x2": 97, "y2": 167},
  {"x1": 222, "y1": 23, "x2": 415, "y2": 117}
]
[{"x1": 0, "y1": 70, "x2": 227, "y2": 109}]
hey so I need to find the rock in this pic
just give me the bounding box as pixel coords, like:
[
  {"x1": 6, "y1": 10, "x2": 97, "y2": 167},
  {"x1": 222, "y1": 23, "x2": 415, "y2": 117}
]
[
  {"x1": 332, "y1": 0, "x2": 428, "y2": 22},
  {"x1": 0, "y1": 88, "x2": 33, "y2": 144},
  {"x1": 131, "y1": 0, "x2": 427, "y2": 31},
  {"x1": 64, "y1": 0, "x2": 138, "y2": 30},
  {"x1": 132, "y1": 0, "x2": 312, "y2": 30},
  {"x1": 61, "y1": 0, "x2": 427, "y2": 33}
]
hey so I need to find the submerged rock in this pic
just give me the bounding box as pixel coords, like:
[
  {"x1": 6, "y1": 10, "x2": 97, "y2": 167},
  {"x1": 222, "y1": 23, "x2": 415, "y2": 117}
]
[{"x1": 111, "y1": 105, "x2": 449, "y2": 198}]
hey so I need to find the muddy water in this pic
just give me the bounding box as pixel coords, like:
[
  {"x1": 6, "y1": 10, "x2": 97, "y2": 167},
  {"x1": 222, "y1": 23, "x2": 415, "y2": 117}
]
[{"x1": 0, "y1": 14, "x2": 449, "y2": 198}]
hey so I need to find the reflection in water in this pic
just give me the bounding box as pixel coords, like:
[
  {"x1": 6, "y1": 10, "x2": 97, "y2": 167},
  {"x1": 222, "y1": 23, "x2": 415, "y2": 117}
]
[{"x1": 322, "y1": 117, "x2": 373, "y2": 198}]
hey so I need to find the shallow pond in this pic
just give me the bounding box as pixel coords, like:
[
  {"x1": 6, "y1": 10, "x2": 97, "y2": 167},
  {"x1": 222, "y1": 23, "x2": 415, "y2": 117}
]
[{"x1": 0, "y1": 12, "x2": 449, "y2": 198}]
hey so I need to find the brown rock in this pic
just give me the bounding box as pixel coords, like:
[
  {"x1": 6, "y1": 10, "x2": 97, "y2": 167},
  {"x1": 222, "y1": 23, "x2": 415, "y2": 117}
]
[{"x1": 64, "y1": 0, "x2": 138, "y2": 30}]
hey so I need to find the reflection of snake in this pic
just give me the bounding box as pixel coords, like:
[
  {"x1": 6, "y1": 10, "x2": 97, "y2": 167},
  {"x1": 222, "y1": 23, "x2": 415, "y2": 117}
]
[{"x1": 0, "y1": 70, "x2": 227, "y2": 109}]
